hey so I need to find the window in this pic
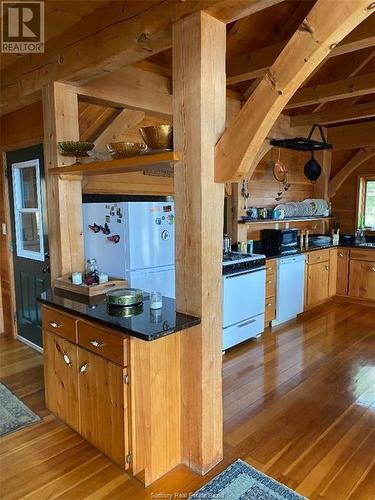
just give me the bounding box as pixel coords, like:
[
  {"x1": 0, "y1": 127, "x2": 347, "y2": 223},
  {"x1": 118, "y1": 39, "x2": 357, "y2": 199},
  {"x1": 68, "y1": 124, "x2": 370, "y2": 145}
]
[
  {"x1": 358, "y1": 176, "x2": 375, "y2": 230},
  {"x1": 12, "y1": 159, "x2": 45, "y2": 261}
]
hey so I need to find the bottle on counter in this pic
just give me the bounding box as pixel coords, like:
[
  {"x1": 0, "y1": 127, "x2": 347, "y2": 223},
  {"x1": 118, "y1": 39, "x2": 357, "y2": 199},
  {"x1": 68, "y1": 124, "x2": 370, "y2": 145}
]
[{"x1": 247, "y1": 239, "x2": 254, "y2": 254}]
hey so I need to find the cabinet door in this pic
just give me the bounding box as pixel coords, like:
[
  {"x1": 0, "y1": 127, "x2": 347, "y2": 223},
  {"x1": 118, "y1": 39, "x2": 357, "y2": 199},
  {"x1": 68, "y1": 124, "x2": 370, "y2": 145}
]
[
  {"x1": 337, "y1": 249, "x2": 349, "y2": 295},
  {"x1": 306, "y1": 262, "x2": 330, "y2": 307},
  {"x1": 328, "y1": 249, "x2": 337, "y2": 297},
  {"x1": 43, "y1": 332, "x2": 80, "y2": 432},
  {"x1": 77, "y1": 347, "x2": 129, "y2": 468},
  {"x1": 349, "y1": 260, "x2": 375, "y2": 300}
]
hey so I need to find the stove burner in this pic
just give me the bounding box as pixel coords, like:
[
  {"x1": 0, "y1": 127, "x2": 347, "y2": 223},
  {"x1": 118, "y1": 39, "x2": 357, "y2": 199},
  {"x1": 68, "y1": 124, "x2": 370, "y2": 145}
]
[{"x1": 222, "y1": 251, "x2": 266, "y2": 275}]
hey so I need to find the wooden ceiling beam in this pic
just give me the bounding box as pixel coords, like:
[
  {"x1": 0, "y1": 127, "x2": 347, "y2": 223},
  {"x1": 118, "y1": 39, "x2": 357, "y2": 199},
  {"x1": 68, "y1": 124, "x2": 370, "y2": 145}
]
[
  {"x1": 285, "y1": 72, "x2": 375, "y2": 109},
  {"x1": 215, "y1": 0, "x2": 374, "y2": 183},
  {"x1": 328, "y1": 121, "x2": 375, "y2": 150},
  {"x1": 0, "y1": 0, "x2": 276, "y2": 113},
  {"x1": 206, "y1": 0, "x2": 283, "y2": 23},
  {"x1": 290, "y1": 102, "x2": 375, "y2": 127},
  {"x1": 329, "y1": 147, "x2": 375, "y2": 197},
  {"x1": 227, "y1": 15, "x2": 375, "y2": 85},
  {"x1": 94, "y1": 109, "x2": 146, "y2": 150}
]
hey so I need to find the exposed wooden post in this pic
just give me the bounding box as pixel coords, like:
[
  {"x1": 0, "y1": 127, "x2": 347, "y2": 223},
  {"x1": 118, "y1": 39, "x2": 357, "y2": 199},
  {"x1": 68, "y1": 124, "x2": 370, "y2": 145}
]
[
  {"x1": 173, "y1": 11, "x2": 225, "y2": 474},
  {"x1": 42, "y1": 82, "x2": 84, "y2": 283}
]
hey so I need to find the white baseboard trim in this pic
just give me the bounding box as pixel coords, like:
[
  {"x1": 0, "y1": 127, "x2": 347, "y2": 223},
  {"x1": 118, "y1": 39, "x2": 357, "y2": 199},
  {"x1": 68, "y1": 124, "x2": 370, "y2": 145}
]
[{"x1": 17, "y1": 335, "x2": 43, "y2": 354}]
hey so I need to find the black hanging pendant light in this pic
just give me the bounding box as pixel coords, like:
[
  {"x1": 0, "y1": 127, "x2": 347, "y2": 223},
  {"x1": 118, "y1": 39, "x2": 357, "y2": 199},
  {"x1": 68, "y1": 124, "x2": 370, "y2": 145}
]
[{"x1": 270, "y1": 124, "x2": 332, "y2": 183}]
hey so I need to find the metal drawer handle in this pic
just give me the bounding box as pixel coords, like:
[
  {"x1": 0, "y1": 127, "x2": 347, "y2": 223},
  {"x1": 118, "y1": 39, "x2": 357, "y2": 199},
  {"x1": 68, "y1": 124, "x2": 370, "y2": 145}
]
[
  {"x1": 50, "y1": 321, "x2": 62, "y2": 329},
  {"x1": 63, "y1": 352, "x2": 72, "y2": 366},
  {"x1": 318, "y1": 256, "x2": 322, "y2": 259},
  {"x1": 339, "y1": 253, "x2": 344, "y2": 257},
  {"x1": 325, "y1": 265, "x2": 329, "y2": 271},
  {"x1": 267, "y1": 280, "x2": 273, "y2": 284},
  {"x1": 370, "y1": 267, "x2": 375, "y2": 272},
  {"x1": 266, "y1": 303, "x2": 272, "y2": 307},
  {"x1": 89, "y1": 339, "x2": 105, "y2": 348},
  {"x1": 237, "y1": 318, "x2": 256, "y2": 328},
  {"x1": 79, "y1": 363, "x2": 88, "y2": 373}
]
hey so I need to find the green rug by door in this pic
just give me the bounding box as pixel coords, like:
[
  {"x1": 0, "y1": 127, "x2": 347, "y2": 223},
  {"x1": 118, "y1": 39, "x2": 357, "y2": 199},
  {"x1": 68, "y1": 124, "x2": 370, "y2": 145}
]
[
  {"x1": 191, "y1": 459, "x2": 307, "y2": 499},
  {"x1": 0, "y1": 383, "x2": 41, "y2": 436}
]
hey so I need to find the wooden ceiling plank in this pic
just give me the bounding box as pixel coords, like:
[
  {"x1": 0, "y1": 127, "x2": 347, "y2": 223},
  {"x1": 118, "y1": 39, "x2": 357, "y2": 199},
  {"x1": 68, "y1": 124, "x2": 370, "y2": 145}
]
[
  {"x1": 328, "y1": 147, "x2": 375, "y2": 197},
  {"x1": 285, "y1": 72, "x2": 375, "y2": 109},
  {"x1": 291, "y1": 102, "x2": 375, "y2": 127},
  {"x1": 328, "y1": 121, "x2": 375, "y2": 150},
  {"x1": 227, "y1": 14, "x2": 375, "y2": 85},
  {"x1": 215, "y1": 0, "x2": 374, "y2": 183}
]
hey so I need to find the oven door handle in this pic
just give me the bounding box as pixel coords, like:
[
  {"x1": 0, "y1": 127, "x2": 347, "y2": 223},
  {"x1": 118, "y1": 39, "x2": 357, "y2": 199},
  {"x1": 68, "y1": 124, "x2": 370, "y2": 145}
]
[{"x1": 224, "y1": 267, "x2": 266, "y2": 279}]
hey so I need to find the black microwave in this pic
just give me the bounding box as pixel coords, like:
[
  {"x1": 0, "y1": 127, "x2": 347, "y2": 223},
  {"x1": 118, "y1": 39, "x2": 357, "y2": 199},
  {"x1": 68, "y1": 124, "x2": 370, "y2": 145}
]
[{"x1": 261, "y1": 229, "x2": 299, "y2": 253}]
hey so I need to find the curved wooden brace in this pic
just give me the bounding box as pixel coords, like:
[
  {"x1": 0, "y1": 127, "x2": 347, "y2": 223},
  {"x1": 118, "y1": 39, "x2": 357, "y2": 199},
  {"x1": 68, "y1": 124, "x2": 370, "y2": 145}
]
[
  {"x1": 329, "y1": 148, "x2": 375, "y2": 198},
  {"x1": 215, "y1": 0, "x2": 374, "y2": 183}
]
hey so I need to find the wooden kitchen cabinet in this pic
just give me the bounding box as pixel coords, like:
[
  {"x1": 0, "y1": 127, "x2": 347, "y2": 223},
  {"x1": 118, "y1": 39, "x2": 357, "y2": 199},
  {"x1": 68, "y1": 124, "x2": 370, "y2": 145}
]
[
  {"x1": 78, "y1": 347, "x2": 129, "y2": 468},
  {"x1": 43, "y1": 332, "x2": 80, "y2": 433},
  {"x1": 328, "y1": 249, "x2": 337, "y2": 297},
  {"x1": 42, "y1": 304, "x2": 185, "y2": 486},
  {"x1": 264, "y1": 259, "x2": 276, "y2": 326},
  {"x1": 306, "y1": 260, "x2": 330, "y2": 307},
  {"x1": 336, "y1": 249, "x2": 350, "y2": 295},
  {"x1": 349, "y1": 258, "x2": 375, "y2": 300}
]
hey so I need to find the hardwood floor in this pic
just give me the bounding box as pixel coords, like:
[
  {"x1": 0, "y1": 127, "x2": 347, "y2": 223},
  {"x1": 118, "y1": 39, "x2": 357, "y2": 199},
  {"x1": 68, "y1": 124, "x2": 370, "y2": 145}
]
[{"x1": 0, "y1": 299, "x2": 374, "y2": 499}]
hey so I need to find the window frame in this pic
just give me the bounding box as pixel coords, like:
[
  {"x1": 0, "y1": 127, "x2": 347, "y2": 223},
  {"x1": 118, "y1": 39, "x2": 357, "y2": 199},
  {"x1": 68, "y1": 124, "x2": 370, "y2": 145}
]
[
  {"x1": 11, "y1": 159, "x2": 45, "y2": 261},
  {"x1": 357, "y1": 174, "x2": 375, "y2": 231}
]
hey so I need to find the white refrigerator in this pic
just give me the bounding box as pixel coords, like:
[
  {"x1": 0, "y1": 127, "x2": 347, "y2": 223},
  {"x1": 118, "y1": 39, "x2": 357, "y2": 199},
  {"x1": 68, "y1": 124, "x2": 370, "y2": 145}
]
[{"x1": 83, "y1": 201, "x2": 175, "y2": 298}]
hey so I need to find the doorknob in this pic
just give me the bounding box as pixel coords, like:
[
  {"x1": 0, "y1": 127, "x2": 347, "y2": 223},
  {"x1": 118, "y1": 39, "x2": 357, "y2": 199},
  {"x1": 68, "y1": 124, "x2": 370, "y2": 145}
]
[{"x1": 42, "y1": 266, "x2": 50, "y2": 274}]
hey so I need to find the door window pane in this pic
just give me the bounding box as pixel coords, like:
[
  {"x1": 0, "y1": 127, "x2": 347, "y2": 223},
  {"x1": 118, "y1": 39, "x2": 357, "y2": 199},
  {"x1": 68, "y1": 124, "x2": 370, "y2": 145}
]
[
  {"x1": 20, "y1": 167, "x2": 38, "y2": 208},
  {"x1": 20, "y1": 212, "x2": 41, "y2": 253},
  {"x1": 12, "y1": 159, "x2": 45, "y2": 261}
]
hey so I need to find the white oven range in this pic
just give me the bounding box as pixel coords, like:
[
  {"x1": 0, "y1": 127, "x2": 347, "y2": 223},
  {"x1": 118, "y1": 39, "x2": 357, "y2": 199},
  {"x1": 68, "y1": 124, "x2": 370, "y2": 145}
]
[{"x1": 222, "y1": 252, "x2": 266, "y2": 351}]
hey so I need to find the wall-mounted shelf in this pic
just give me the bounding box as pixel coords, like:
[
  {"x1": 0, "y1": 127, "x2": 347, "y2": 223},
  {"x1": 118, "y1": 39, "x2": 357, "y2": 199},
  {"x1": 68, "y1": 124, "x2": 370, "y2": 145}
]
[
  {"x1": 238, "y1": 217, "x2": 334, "y2": 224},
  {"x1": 49, "y1": 151, "x2": 181, "y2": 177}
]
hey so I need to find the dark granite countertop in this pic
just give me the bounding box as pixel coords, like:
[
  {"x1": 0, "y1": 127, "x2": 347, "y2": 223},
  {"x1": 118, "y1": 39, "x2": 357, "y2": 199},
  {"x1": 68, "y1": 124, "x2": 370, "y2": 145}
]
[
  {"x1": 38, "y1": 289, "x2": 201, "y2": 341},
  {"x1": 256, "y1": 242, "x2": 375, "y2": 260}
]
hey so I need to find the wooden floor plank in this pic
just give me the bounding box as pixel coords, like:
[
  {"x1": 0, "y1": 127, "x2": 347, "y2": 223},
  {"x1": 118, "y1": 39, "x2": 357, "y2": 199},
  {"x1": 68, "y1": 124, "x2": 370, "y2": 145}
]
[{"x1": 0, "y1": 300, "x2": 374, "y2": 499}]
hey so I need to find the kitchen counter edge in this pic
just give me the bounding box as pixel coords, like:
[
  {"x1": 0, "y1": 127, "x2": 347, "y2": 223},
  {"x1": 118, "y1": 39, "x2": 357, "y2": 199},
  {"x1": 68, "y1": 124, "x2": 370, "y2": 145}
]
[{"x1": 38, "y1": 293, "x2": 201, "y2": 342}]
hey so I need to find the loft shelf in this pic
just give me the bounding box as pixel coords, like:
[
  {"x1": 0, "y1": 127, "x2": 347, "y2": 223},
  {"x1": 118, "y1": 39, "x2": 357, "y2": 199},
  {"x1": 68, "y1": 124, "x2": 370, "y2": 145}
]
[
  {"x1": 238, "y1": 217, "x2": 334, "y2": 224},
  {"x1": 49, "y1": 151, "x2": 181, "y2": 177}
]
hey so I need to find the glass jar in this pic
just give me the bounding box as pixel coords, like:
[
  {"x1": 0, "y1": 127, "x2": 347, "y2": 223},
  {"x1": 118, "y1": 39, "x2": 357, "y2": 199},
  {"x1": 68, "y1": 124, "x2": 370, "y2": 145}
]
[{"x1": 86, "y1": 258, "x2": 98, "y2": 280}]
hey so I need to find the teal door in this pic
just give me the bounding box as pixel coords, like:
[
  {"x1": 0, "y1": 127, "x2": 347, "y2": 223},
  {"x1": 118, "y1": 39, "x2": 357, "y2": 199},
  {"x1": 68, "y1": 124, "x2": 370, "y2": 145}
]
[{"x1": 7, "y1": 144, "x2": 50, "y2": 350}]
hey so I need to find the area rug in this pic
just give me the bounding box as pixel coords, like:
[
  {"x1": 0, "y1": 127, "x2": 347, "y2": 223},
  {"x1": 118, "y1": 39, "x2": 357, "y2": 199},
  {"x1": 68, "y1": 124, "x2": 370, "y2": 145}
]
[
  {"x1": 191, "y1": 459, "x2": 307, "y2": 499},
  {"x1": 0, "y1": 382, "x2": 40, "y2": 436}
]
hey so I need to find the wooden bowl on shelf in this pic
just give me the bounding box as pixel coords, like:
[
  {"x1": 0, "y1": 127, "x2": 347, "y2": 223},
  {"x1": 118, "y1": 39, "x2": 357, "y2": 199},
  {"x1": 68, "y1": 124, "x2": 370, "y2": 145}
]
[
  {"x1": 139, "y1": 125, "x2": 173, "y2": 150},
  {"x1": 106, "y1": 142, "x2": 148, "y2": 159}
]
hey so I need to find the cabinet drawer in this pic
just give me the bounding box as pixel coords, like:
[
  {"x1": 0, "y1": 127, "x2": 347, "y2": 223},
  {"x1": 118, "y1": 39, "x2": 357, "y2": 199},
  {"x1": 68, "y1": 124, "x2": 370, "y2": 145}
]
[
  {"x1": 306, "y1": 249, "x2": 330, "y2": 264},
  {"x1": 266, "y1": 259, "x2": 276, "y2": 276},
  {"x1": 265, "y1": 296, "x2": 276, "y2": 323},
  {"x1": 350, "y1": 249, "x2": 375, "y2": 261},
  {"x1": 77, "y1": 321, "x2": 128, "y2": 366},
  {"x1": 265, "y1": 275, "x2": 276, "y2": 298},
  {"x1": 223, "y1": 314, "x2": 264, "y2": 350},
  {"x1": 42, "y1": 306, "x2": 77, "y2": 342}
]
